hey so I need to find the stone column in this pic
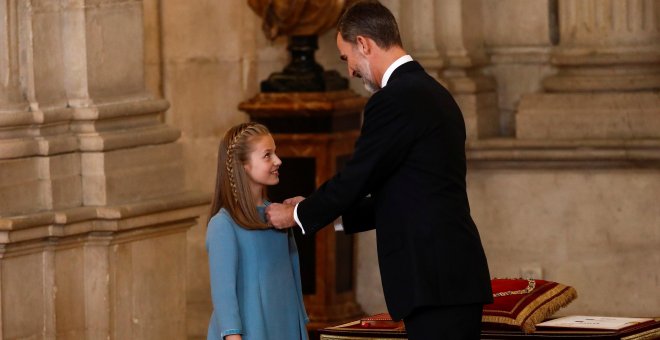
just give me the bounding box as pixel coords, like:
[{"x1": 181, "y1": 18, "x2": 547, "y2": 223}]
[
  {"x1": 0, "y1": 0, "x2": 81, "y2": 216},
  {"x1": 398, "y1": 0, "x2": 443, "y2": 77},
  {"x1": 429, "y1": 0, "x2": 500, "y2": 140},
  {"x1": 517, "y1": 0, "x2": 660, "y2": 139},
  {"x1": 61, "y1": 0, "x2": 185, "y2": 206},
  {"x1": 0, "y1": 0, "x2": 207, "y2": 339},
  {"x1": 481, "y1": 0, "x2": 557, "y2": 137}
]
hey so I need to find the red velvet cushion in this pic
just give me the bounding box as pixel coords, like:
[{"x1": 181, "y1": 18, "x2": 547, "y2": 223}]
[{"x1": 482, "y1": 278, "x2": 578, "y2": 333}]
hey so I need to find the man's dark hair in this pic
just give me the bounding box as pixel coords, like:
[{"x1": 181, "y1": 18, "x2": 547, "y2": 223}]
[{"x1": 337, "y1": 0, "x2": 403, "y2": 49}]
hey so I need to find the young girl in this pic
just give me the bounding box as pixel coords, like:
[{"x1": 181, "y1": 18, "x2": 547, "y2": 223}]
[{"x1": 206, "y1": 122, "x2": 309, "y2": 340}]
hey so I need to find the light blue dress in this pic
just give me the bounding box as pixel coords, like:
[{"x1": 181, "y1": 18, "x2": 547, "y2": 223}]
[{"x1": 206, "y1": 204, "x2": 309, "y2": 340}]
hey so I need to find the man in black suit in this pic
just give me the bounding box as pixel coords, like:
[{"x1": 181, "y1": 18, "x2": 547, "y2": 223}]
[{"x1": 266, "y1": 1, "x2": 493, "y2": 338}]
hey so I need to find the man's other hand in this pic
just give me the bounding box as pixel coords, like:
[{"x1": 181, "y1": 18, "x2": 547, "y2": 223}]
[
  {"x1": 265, "y1": 203, "x2": 295, "y2": 229},
  {"x1": 283, "y1": 196, "x2": 305, "y2": 206}
]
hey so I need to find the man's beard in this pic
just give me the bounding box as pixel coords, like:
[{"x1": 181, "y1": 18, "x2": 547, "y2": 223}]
[{"x1": 356, "y1": 59, "x2": 380, "y2": 94}]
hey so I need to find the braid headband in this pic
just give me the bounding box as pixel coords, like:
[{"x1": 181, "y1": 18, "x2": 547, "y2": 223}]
[{"x1": 225, "y1": 123, "x2": 258, "y2": 203}]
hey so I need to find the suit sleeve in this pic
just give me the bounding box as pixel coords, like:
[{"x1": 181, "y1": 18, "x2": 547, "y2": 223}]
[
  {"x1": 298, "y1": 92, "x2": 416, "y2": 233},
  {"x1": 342, "y1": 196, "x2": 375, "y2": 234},
  {"x1": 206, "y1": 215, "x2": 243, "y2": 338}
]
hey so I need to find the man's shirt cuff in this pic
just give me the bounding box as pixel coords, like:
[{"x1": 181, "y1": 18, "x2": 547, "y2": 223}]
[
  {"x1": 293, "y1": 203, "x2": 306, "y2": 234},
  {"x1": 334, "y1": 216, "x2": 344, "y2": 231}
]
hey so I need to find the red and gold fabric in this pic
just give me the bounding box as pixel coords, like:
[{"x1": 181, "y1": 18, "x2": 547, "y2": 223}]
[{"x1": 482, "y1": 278, "x2": 578, "y2": 333}]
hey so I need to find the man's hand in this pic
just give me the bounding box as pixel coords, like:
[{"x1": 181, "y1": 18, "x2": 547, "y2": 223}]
[
  {"x1": 265, "y1": 203, "x2": 296, "y2": 229},
  {"x1": 283, "y1": 196, "x2": 305, "y2": 206}
]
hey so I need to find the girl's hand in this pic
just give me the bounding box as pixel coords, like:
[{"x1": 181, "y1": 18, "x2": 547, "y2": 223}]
[{"x1": 225, "y1": 334, "x2": 242, "y2": 340}]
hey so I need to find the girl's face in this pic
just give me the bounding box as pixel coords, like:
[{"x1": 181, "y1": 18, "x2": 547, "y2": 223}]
[{"x1": 243, "y1": 134, "x2": 282, "y2": 189}]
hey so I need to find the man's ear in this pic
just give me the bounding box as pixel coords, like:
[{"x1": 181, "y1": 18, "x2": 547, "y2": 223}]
[{"x1": 356, "y1": 35, "x2": 371, "y2": 56}]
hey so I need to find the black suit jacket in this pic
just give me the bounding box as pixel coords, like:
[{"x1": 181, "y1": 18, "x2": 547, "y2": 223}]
[{"x1": 297, "y1": 61, "x2": 493, "y2": 320}]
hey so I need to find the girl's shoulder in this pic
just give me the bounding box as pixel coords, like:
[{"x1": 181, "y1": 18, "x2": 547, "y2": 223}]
[
  {"x1": 207, "y1": 209, "x2": 238, "y2": 233},
  {"x1": 209, "y1": 207, "x2": 229, "y2": 221},
  {"x1": 206, "y1": 209, "x2": 240, "y2": 250}
]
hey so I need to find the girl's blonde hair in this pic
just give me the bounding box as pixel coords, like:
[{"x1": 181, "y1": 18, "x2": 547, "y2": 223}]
[{"x1": 209, "y1": 122, "x2": 272, "y2": 229}]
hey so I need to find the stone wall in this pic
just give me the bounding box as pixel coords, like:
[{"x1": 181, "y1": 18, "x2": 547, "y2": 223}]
[{"x1": 0, "y1": 0, "x2": 207, "y2": 339}]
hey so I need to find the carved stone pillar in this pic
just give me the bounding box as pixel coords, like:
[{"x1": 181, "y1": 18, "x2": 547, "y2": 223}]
[
  {"x1": 398, "y1": 0, "x2": 443, "y2": 77},
  {"x1": 0, "y1": 0, "x2": 81, "y2": 216},
  {"x1": 517, "y1": 0, "x2": 660, "y2": 139},
  {"x1": 0, "y1": 0, "x2": 206, "y2": 339},
  {"x1": 430, "y1": 0, "x2": 500, "y2": 140}
]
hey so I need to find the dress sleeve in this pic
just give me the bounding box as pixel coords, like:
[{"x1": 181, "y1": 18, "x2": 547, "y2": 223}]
[{"x1": 206, "y1": 214, "x2": 243, "y2": 337}]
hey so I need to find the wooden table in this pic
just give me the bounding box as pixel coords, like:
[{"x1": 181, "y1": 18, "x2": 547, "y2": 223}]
[{"x1": 318, "y1": 318, "x2": 660, "y2": 340}]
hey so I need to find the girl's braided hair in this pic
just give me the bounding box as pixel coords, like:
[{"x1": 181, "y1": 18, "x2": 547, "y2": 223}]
[{"x1": 226, "y1": 126, "x2": 246, "y2": 203}]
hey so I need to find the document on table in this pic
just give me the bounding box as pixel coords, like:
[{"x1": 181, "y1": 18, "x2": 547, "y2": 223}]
[{"x1": 537, "y1": 315, "x2": 654, "y2": 330}]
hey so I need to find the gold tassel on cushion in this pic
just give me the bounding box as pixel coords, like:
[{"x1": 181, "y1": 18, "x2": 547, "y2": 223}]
[
  {"x1": 520, "y1": 285, "x2": 578, "y2": 333},
  {"x1": 482, "y1": 279, "x2": 578, "y2": 333}
]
